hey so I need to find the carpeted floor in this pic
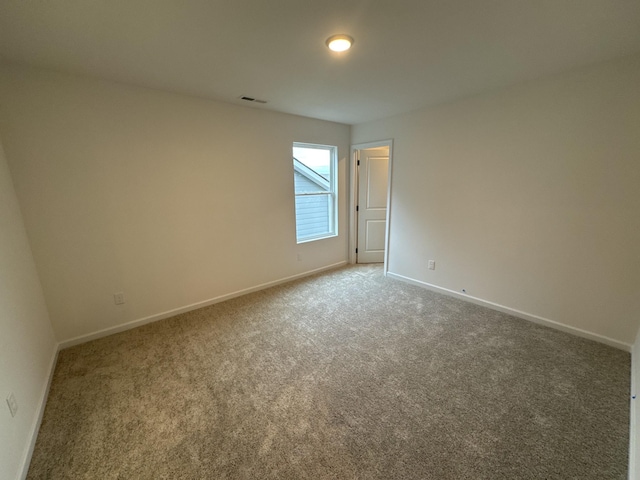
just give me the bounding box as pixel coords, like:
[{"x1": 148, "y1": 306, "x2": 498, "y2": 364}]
[{"x1": 27, "y1": 265, "x2": 630, "y2": 479}]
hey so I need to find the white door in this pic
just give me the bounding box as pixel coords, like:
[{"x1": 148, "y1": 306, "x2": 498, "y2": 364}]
[{"x1": 357, "y1": 147, "x2": 389, "y2": 263}]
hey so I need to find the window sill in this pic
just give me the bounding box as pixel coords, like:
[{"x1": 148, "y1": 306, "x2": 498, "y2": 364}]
[{"x1": 296, "y1": 233, "x2": 338, "y2": 244}]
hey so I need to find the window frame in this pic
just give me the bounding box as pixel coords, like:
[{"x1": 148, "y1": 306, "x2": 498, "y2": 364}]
[{"x1": 293, "y1": 142, "x2": 338, "y2": 244}]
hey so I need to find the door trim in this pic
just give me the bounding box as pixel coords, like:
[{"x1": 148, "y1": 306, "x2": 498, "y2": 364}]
[{"x1": 349, "y1": 139, "x2": 394, "y2": 274}]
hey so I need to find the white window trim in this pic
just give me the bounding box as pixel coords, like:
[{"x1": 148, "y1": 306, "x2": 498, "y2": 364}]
[{"x1": 293, "y1": 142, "x2": 338, "y2": 244}]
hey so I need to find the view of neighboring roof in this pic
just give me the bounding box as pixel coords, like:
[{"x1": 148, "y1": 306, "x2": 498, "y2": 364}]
[{"x1": 293, "y1": 158, "x2": 329, "y2": 191}]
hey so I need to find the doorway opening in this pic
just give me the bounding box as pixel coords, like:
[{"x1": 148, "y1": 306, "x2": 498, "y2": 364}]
[{"x1": 350, "y1": 140, "x2": 392, "y2": 271}]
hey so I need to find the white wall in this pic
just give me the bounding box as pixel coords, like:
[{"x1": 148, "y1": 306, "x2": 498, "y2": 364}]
[
  {"x1": 353, "y1": 53, "x2": 640, "y2": 346},
  {"x1": 0, "y1": 136, "x2": 57, "y2": 480},
  {"x1": 631, "y1": 324, "x2": 640, "y2": 479},
  {"x1": 0, "y1": 64, "x2": 350, "y2": 343}
]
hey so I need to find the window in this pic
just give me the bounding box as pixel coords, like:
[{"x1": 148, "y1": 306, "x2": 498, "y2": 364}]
[{"x1": 293, "y1": 143, "x2": 337, "y2": 243}]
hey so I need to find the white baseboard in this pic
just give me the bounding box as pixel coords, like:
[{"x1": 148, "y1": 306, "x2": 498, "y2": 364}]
[
  {"x1": 630, "y1": 332, "x2": 639, "y2": 480},
  {"x1": 17, "y1": 264, "x2": 637, "y2": 479},
  {"x1": 19, "y1": 342, "x2": 59, "y2": 480},
  {"x1": 59, "y1": 261, "x2": 348, "y2": 350},
  {"x1": 386, "y1": 271, "x2": 631, "y2": 352}
]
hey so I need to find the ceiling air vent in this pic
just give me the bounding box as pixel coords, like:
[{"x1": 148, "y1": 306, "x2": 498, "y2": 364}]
[{"x1": 239, "y1": 96, "x2": 267, "y2": 104}]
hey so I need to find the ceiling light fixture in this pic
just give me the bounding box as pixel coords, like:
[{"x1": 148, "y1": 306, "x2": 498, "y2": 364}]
[{"x1": 326, "y1": 34, "x2": 354, "y2": 52}]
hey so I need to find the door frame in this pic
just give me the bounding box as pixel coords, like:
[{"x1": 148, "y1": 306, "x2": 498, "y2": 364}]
[{"x1": 349, "y1": 139, "x2": 394, "y2": 274}]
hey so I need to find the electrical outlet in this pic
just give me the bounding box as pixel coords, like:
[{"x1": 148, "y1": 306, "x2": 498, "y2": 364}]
[
  {"x1": 428, "y1": 260, "x2": 436, "y2": 270},
  {"x1": 113, "y1": 292, "x2": 125, "y2": 305},
  {"x1": 297, "y1": 254, "x2": 302, "y2": 262},
  {"x1": 6, "y1": 393, "x2": 18, "y2": 417}
]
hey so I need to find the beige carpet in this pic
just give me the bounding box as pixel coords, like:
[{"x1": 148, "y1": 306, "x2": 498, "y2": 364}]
[{"x1": 27, "y1": 265, "x2": 629, "y2": 479}]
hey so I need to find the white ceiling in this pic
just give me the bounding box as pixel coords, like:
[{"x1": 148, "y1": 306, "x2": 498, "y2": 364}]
[{"x1": 1, "y1": 0, "x2": 640, "y2": 125}]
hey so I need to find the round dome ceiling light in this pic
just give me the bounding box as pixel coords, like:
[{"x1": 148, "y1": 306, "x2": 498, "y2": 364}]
[{"x1": 326, "y1": 34, "x2": 354, "y2": 52}]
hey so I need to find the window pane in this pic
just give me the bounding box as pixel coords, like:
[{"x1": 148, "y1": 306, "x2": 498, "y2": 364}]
[
  {"x1": 293, "y1": 147, "x2": 330, "y2": 180},
  {"x1": 295, "y1": 194, "x2": 330, "y2": 239},
  {"x1": 293, "y1": 143, "x2": 337, "y2": 243}
]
